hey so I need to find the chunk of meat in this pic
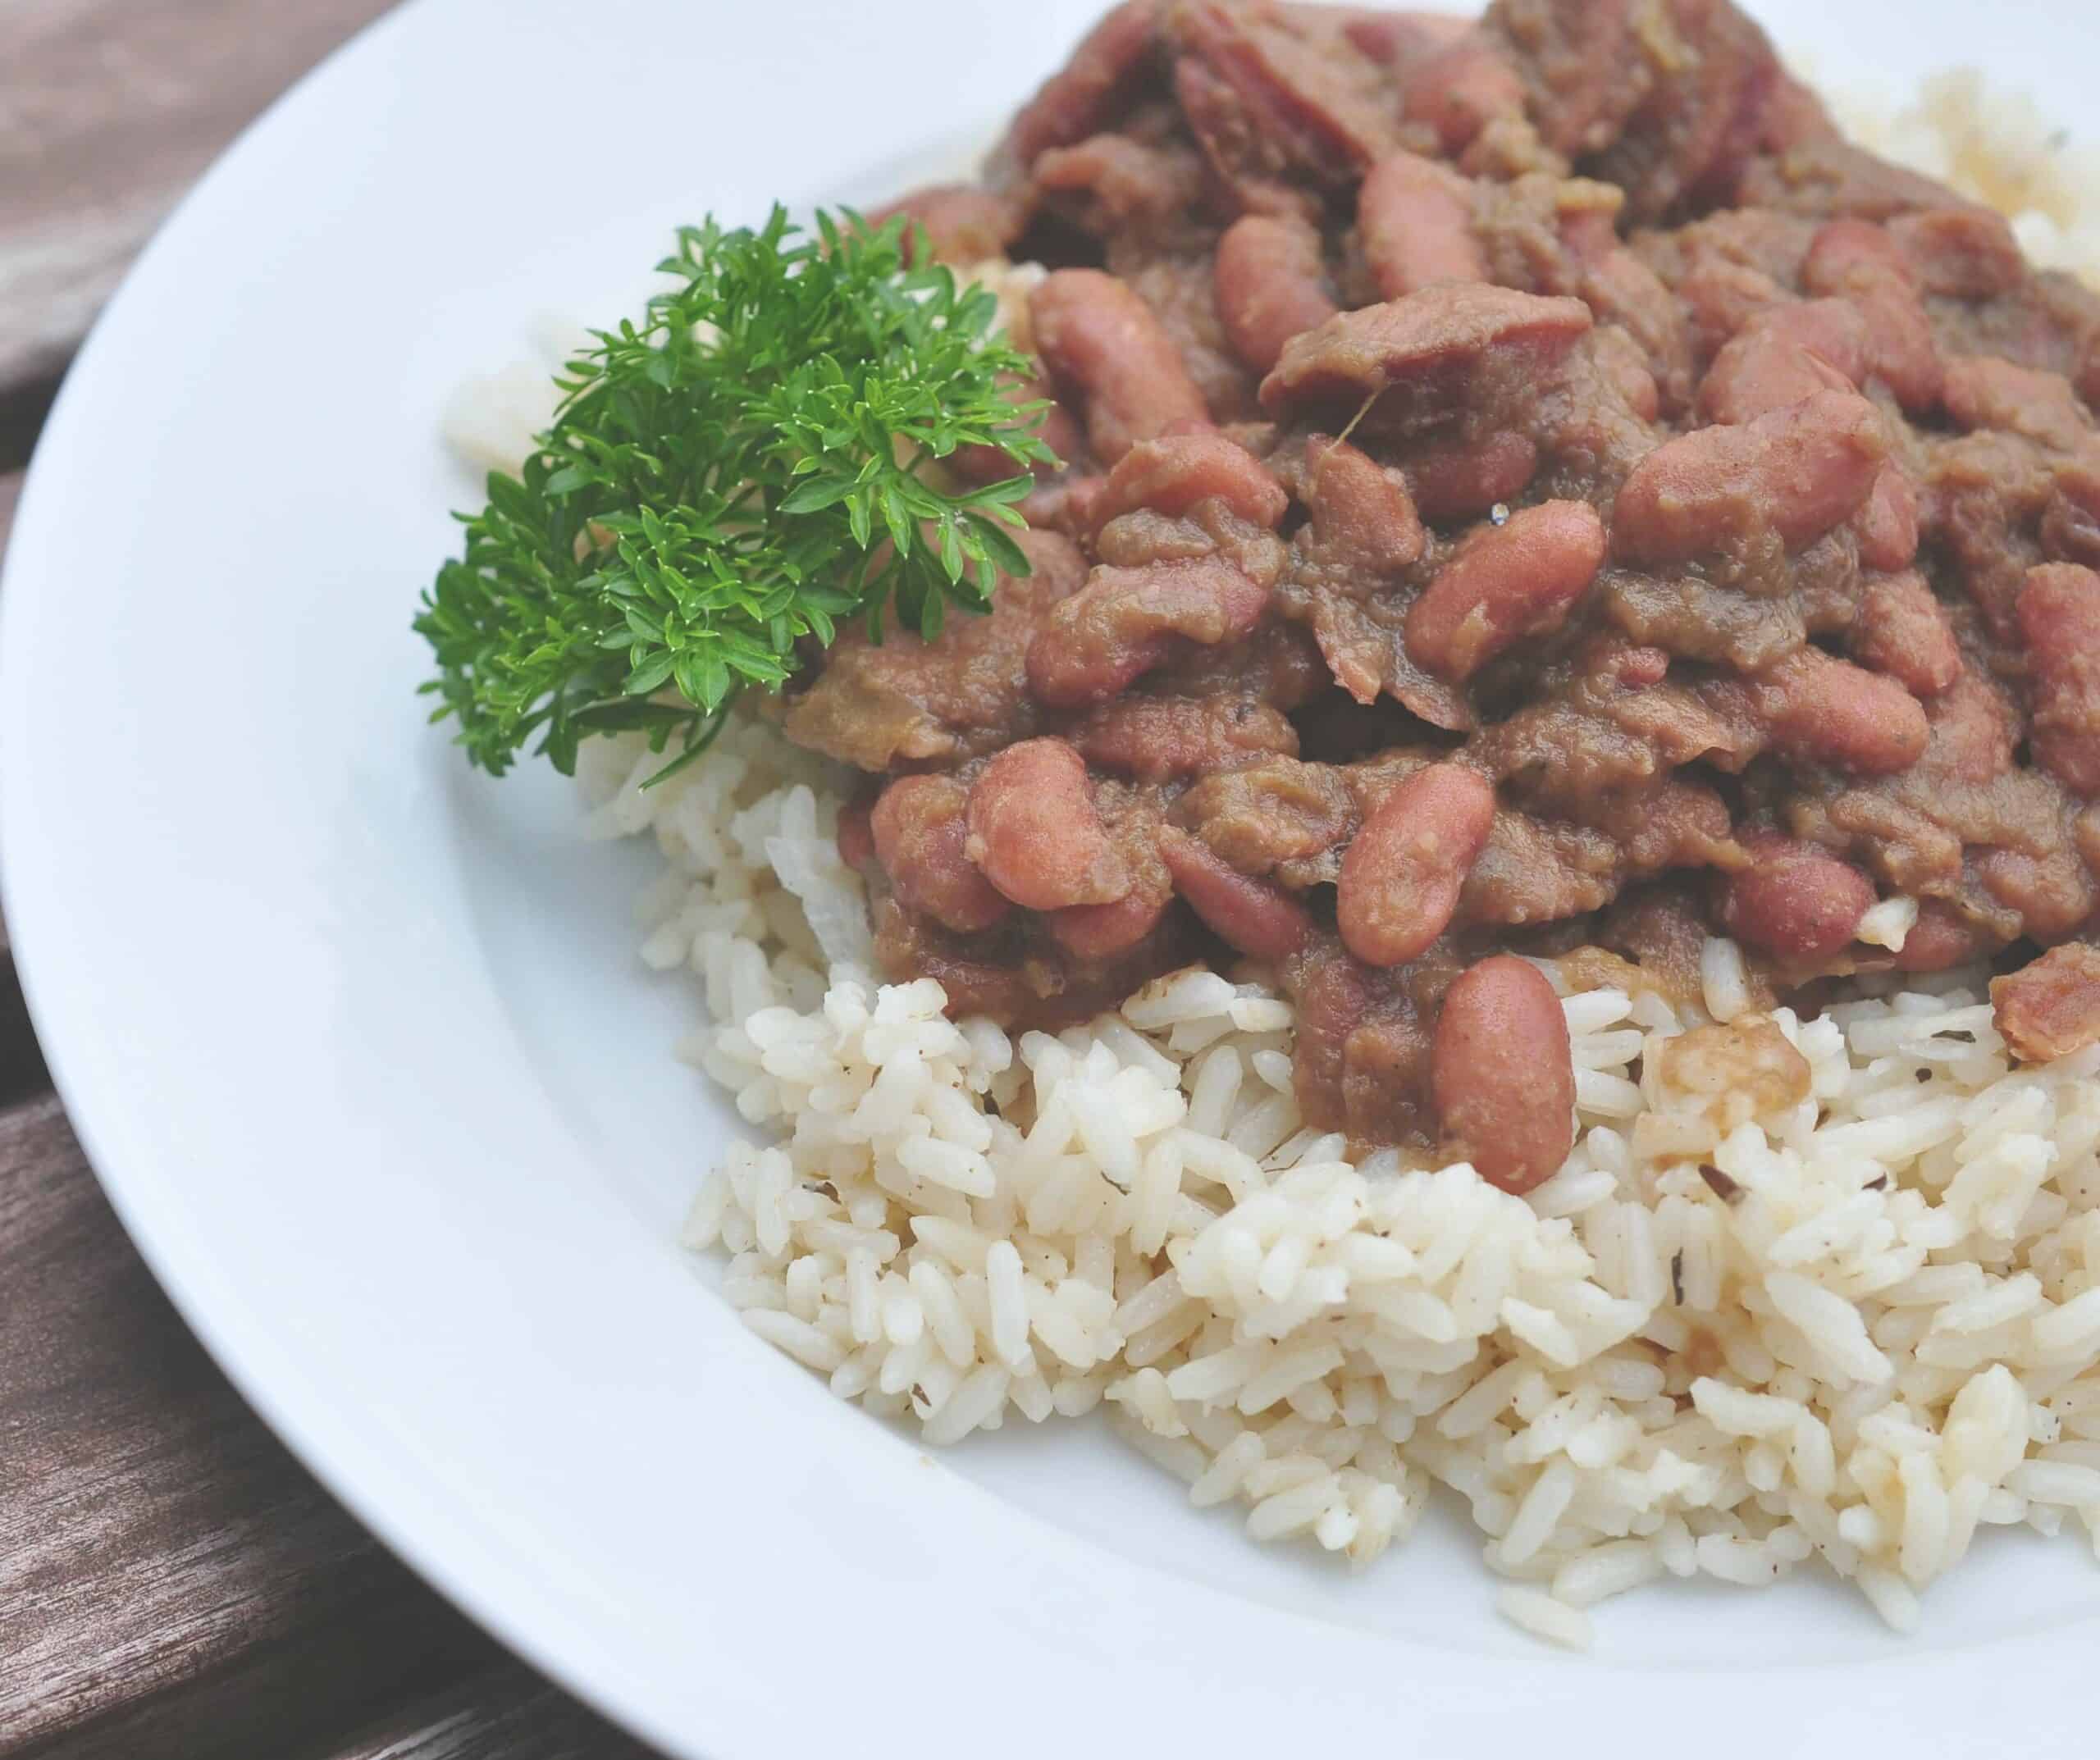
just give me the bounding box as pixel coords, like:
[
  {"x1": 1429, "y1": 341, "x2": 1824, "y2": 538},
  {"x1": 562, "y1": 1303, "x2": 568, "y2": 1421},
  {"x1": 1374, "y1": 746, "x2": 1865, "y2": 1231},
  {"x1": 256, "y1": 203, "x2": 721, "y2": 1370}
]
[
  {"x1": 1212, "y1": 214, "x2": 1340, "y2": 375},
  {"x1": 1405, "y1": 501, "x2": 1606, "y2": 682},
  {"x1": 997, "y1": 0, "x2": 1164, "y2": 176},
  {"x1": 1028, "y1": 558, "x2": 1271, "y2": 706},
  {"x1": 1719, "y1": 836, "x2": 1875, "y2": 960},
  {"x1": 868, "y1": 185, "x2": 1020, "y2": 265},
  {"x1": 1852, "y1": 571, "x2": 1962, "y2": 697},
  {"x1": 1358, "y1": 151, "x2": 1486, "y2": 298},
  {"x1": 1978, "y1": 847, "x2": 2096, "y2": 945},
  {"x1": 783, "y1": 529, "x2": 1088, "y2": 768},
  {"x1": 1487, "y1": 0, "x2": 1787, "y2": 222},
  {"x1": 2018, "y1": 563, "x2": 2100, "y2": 796},
  {"x1": 870, "y1": 777, "x2": 1012, "y2": 934},
  {"x1": 1089, "y1": 432, "x2": 1287, "y2": 535},
  {"x1": 2043, "y1": 445, "x2": 2100, "y2": 569},
  {"x1": 1178, "y1": 756, "x2": 1355, "y2": 873},
  {"x1": 1696, "y1": 299, "x2": 1866, "y2": 425},
  {"x1": 1612, "y1": 390, "x2": 1888, "y2": 563},
  {"x1": 1158, "y1": 825, "x2": 1314, "y2": 959},
  {"x1": 965, "y1": 739, "x2": 1130, "y2": 910},
  {"x1": 1590, "y1": 324, "x2": 1664, "y2": 422},
  {"x1": 1399, "y1": 30, "x2": 1526, "y2": 152},
  {"x1": 1338, "y1": 763, "x2": 1498, "y2": 966},
  {"x1": 1992, "y1": 942, "x2": 2100, "y2": 1064},
  {"x1": 1431, "y1": 955, "x2": 1575, "y2": 1194},
  {"x1": 1259, "y1": 285, "x2": 1594, "y2": 424},
  {"x1": 1888, "y1": 207, "x2": 2027, "y2": 299},
  {"x1": 1170, "y1": 0, "x2": 1404, "y2": 183},
  {"x1": 1032, "y1": 269, "x2": 1212, "y2": 464},
  {"x1": 1033, "y1": 135, "x2": 1208, "y2": 243},
  {"x1": 1066, "y1": 694, "x2": 1297, "y2": 781}
]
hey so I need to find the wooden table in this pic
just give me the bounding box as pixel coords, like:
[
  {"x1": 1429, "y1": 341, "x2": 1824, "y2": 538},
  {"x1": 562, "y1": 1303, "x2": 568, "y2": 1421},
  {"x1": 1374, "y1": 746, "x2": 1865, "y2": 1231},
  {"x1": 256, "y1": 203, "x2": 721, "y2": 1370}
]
[{"x1": 1, "y1": 6, "x2": 659, "y2": 1754}]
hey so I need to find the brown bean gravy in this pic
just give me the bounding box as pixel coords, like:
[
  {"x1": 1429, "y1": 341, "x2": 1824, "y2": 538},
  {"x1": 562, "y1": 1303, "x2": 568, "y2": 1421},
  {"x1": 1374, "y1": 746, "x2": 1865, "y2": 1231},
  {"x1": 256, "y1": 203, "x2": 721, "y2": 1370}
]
[{"x1": 776, "y1": 0, "x2": 2100, "y2": 1191}]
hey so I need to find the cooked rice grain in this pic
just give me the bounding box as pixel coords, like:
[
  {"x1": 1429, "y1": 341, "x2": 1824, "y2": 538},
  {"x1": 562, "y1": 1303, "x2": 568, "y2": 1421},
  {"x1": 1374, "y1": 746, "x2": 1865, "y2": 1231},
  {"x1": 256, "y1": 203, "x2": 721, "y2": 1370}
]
[{"x1": 594, "y1": 714, "x2": 2100, "y2": 1645}]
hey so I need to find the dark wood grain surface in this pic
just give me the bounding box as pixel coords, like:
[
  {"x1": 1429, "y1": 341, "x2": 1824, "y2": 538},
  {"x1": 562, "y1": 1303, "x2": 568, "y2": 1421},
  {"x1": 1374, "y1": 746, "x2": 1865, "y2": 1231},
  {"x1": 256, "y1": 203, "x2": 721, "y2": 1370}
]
[{"x1": 0, "y1": 6, "x2": 662, "y2": 1756}]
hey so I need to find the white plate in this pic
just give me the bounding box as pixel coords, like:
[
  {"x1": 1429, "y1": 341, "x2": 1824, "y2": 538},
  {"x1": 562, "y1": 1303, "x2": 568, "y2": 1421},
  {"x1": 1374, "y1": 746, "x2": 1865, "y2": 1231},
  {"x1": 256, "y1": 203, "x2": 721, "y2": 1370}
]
[{"x1": 8, "y1": 2, "x2": 2100, "y2": 1754}]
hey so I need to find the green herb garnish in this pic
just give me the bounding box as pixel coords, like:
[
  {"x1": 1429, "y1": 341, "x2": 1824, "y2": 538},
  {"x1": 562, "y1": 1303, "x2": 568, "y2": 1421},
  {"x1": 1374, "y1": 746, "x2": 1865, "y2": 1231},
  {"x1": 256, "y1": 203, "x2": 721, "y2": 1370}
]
[{"x1": 414, "y1": 206, "x2": 1054, "y2": 781}]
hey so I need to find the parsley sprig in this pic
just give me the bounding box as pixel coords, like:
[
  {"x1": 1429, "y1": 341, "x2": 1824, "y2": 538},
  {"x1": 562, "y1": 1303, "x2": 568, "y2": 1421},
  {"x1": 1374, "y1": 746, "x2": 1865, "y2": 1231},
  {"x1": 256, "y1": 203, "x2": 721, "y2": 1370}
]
[{"x1": 414, "y1": 207, "x2": 1054, "y2": 779}]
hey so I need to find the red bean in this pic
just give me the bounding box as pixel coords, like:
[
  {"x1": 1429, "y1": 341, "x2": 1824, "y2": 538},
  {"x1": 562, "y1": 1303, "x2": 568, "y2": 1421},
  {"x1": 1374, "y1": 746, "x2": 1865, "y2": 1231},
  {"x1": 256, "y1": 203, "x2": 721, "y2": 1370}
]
[
  {"x1": 1213, "y1": 215, "x2": 1340, "y2": 376},
  {"x1": 835, "y1": 800, "x2": 876, "y2": 873},
  {"x1": 1089, "y1": 432, "x2": 1288, "y2": 535},
  {"x1": 964, "y1": 741, "x2": 1129, "y2": 911},
  {"x1": 1405, "y1": 502, "x2": 1606, "y2": 682},
  {"x1": 1854, "y1": 467, "x2": 1920, "y2": 573},
  {"x1": 1612, "y1": 390, "x2": 1888, "y2": 564},
  {"x1": 1259, "y1": 285, "x2": 1593, "y2": 421},
  {"x1": 1031, "y1": 269, "x2": 1210, "y2": 465},
  {"x1": 1696, "y1": 299, "x2": 1867, "y2": 426},
  {"x1": 1719, "y1": 835, "x2": 1875, "y2": 960},
  {"x1": 1301, "y1": 435, "x2": 1426, "y2": 572},
  {"x1": 1801, "y1": 220, "x2": 1943, "y2": 413},
  {"x1": 1579, "y1": 247, "x2": 1693, "y2": 413},
  {"x1": 2018, "y1": 563, "x2": 2100, "y2": 796},
  {"x1": 1803, "y1": 217, "x2": 1913, "y2": 291},
  {"x1": 1027, "y1": 559, "x2": 1271, "y2": 707},
  {"x1": 1047, "y1": 852, "x2": 1174, "y2": 959},
  {"x1": 1431, "y1": 955, "x2": 1575, "y2": 1195},
  {"x1": 1894, "y1": 901, "x2": 1989, "y2": 973},
  {"x1": 1761, "y1": 649, "x2": 1929, "y2": 775},
  {"x1": 1337, "y1": 764, "x2": 1496, "y2": 968},
  {"x1": 1405, "y1": 430, "x2": 1540, "y2": 522},
  {"x1": 871, "y1": 777, "x2": 1013, "y2": 933},
  {"x1": 1678, "y1": 259, "x2": 1790, "y2": 360},
  {"x1": 1852, "y1": 569, "x2": 1962, "y2": 697},
  {"x1": 1158, "y1": 827, "x2": 1314, "y2": 960},
  {"x1": 1358, "y1": 151, "x2": 1485, "y2": 299},
  {"x1": 1945, "y1": 356, "x2": 2095, "y2": 454}
]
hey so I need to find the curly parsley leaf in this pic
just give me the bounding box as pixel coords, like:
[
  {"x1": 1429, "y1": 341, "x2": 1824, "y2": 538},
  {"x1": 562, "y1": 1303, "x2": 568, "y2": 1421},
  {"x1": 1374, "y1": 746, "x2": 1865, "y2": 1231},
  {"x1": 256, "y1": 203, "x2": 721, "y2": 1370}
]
[{"x1": 414, "y1": 206, "x2": 1054, "y2": 780}]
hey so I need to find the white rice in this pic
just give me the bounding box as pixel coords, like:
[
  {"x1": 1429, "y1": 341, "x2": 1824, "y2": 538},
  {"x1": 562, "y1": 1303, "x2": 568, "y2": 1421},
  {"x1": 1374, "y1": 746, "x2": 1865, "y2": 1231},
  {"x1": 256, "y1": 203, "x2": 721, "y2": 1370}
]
[
  {"x1": 1819, "y1": 66, "x2": 2100, "y2": 285},
  {"x1": 448, "y1": 66, "x2": 2100, "y2": 1653},
  {"x1": 568, "y1": 711, "x2": 2100, "y2": 1652}
]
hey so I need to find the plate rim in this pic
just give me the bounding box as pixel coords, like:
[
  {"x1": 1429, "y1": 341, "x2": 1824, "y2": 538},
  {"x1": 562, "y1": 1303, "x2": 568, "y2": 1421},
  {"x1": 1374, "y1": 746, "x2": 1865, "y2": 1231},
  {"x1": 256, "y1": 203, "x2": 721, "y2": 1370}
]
[{"x1": 8, "y1": 3, "x2": 2100, "y2": 1757}]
